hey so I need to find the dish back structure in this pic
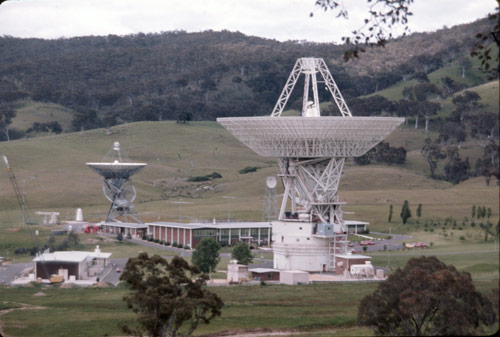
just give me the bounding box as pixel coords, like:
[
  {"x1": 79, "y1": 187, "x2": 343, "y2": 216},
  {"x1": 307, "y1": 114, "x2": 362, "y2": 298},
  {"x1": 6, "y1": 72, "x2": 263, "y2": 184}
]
[
  {"x1": 86, "y1": 142, "x2": 147, "y2": 223},
  {"x1": 218, "y1": 57, "x2": 403, "y2": 272}
]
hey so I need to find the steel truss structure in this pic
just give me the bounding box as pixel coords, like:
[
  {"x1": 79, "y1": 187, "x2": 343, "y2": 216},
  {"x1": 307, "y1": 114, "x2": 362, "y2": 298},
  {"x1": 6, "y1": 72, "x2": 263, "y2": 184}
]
[
  {"x1": 86, "y1": 142, "x2": 147, "y2": 224},
  {"x1": 218, "y1": 57, "x2": 404, "y2": 271},
  {"x1": 271, "y1": 57, "x2": 351, "y2": 117}
]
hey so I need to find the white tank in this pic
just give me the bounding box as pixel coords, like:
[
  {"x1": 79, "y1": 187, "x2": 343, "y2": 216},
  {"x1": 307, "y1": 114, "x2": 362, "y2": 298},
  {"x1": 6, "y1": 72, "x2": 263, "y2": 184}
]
[
  {"x1": 75, "y1": 208, "x2": 83, "y2": 222},
  {"x1": 272, "y1": 220, "x2": 331, "y2": 272}
]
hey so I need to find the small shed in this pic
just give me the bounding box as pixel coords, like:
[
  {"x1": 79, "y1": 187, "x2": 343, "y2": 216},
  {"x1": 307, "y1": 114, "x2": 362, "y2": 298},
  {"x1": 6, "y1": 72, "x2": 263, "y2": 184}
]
[
  {"x1": 280, "y1": 270, "x2": 309, "y2": 285},
  {"x1": 334, "y1": 253, "x2": 371, "y2": 275},
  {"x1": 249, "y1": 268, "x2": 280, "y2": 281},
  {"x1": 33, "y1": 246, "x2": 111, "y2": 281},
  {"x1": 227, "y1": 260, "x2": 249, "y2": 283}
]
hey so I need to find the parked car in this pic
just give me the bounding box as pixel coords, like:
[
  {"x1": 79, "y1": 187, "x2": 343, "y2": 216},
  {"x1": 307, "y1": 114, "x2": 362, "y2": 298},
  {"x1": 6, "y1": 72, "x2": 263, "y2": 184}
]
[
  {"x1": 348, "y1": 242, "x2": 354, "y2": 247},
  {"x1": 360, "y1": 240, "x2": 375, "y2": 246},
  {"x1": 414, "y1": 242, "x2": 428, "y2": 248},
  {"x1": 116, "y1": 267, "x2": 122, "y2": 273}
]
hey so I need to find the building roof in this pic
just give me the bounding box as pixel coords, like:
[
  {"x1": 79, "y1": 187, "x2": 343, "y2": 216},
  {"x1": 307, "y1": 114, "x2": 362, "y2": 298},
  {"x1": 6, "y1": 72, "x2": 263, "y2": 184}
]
[
  {"x1": 335, "y1": 254, "x2": 371, "y2": 259},
  {"x1": 33, "y1": 250, "x2": 112, "y2": 263},
  {"x1": 102, "y1": 222, "x2": 148, "y2": 229},
  {"x1": 344, "y1": 220, "x2": 369, "y2": 225},
  {"x1": 249, "y1": 268, "x2": 279, "y2": 274},
  {"x1": 148, "y1": 221, "x2": 272, "y2": 230}
]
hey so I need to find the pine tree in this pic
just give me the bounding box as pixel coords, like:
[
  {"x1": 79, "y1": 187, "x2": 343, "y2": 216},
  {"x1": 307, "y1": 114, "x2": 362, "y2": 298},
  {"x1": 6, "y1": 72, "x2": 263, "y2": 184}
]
[
  {"x1": 388, "y1": 204, "x2": 393, "y2": 222},
  {"x1": 472, "y1": 205, "x2": 476, "y2": 218},
  {"x1": 400, "y1": 200, "x2": 412, "y2": 224},
  {"x1": 416, "y1": 203, "x2": 422, "y2": 218}
]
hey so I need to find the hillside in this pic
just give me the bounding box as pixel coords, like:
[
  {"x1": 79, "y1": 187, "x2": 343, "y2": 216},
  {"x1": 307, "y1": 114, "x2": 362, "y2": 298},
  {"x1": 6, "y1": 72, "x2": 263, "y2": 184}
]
[
  {"x1": 0, "y1": 17, "x2": 495, "y2": 137},
  {"x1": 0, "y1": 121, "x2": 497, "y2": 230}
]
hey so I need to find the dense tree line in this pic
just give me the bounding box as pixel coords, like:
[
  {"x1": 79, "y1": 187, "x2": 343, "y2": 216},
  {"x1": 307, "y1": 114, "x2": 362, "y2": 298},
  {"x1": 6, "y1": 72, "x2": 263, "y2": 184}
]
[
  {"x1": 354, "y1": 141, "x2": 406, "y2": 165},
  {"x1": 0, "y1": 18, "x2": 490, "y2": 133}
]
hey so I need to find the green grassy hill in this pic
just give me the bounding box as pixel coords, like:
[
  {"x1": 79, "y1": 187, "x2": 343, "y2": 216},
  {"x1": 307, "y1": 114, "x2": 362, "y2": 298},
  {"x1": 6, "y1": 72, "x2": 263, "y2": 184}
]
[
  {"x1": 0, "y1": 121, "x2": 497, "y2": 230},
  {"x1": 365, "y1": 55, "x2": 491, "y2": 102},
  {"x1": 10, "y1": 100, "x2": 75, "y2": 132}
]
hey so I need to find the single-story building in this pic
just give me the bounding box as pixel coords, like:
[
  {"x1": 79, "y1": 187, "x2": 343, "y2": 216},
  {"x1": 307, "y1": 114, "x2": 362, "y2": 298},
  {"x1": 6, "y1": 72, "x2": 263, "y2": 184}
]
[
  {"x1": 147, "y1": 220, "x2": 272, "y2": 248},
  {"x1": 227, "y1": 261, "x2": 249, "y2": 283},
  {"x1": 100, "y1": 221, "x2": 149, "y2": 238},
  {"x1": 344, "y1": 220, "x2": 369, "y2": 234},
  {"x1": 334, "y1": 253, "x2": 371, "y2": 275},
  {"x1": 33, "y1": 246, "x2": 111, "y2": 281},
  {"x1": 249, "y1": 268, "x2": 280, "y2": 281}
]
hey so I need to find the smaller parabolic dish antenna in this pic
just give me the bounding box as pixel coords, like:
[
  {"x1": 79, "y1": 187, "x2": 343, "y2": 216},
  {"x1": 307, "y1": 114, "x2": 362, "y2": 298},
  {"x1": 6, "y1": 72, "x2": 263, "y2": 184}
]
[
  {"x1": 266, "y1": 176, "x2": 277, "y2": 189},
  {"x1": 86, "y1": 142, "x2": 147, "y2": 223}
]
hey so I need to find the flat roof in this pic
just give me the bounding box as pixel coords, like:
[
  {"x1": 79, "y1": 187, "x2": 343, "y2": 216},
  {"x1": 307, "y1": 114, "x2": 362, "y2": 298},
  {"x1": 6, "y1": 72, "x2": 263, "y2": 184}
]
[
  {"x1": 102, "y1": 222, "x2": 149, "y2": 229},
  {"x1": 335, "y1": 254, "x2": 371, "y2": 259},
  {"x1": 33, "y1": 250, "x2": 112, "y2": 262},
  {"x1": 344, "y1": 220, "x2": 369, "y2": 225},
  {"x1": 148, "y1": 221, "x2": 272, "y2": 230},
  {"x1": 249, "y1": 268, "x2": 279, "y2": 273}
]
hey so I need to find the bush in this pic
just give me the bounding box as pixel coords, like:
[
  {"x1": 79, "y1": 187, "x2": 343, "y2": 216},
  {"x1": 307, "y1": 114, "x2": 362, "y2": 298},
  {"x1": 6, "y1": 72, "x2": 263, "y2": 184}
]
[
  {"x1": 207, "y1": 172, "x2": 222, "y2": 179},
  {"x1": 184, "y1": 245, "x2": 190, "y2": 250},
  {"x1": 459, "y1": 235, "x2": 466, "y2": 241},
  {"x1": 187, "y1": 172, "x2": 222, "y2": 182},
  {"x1": 177, "y1": 244, "x2": 183, "y2": 249},
  {"x1": 172, "y1": 242, "x2": 178, "y2": 247},
  {"x1": 187, "y1": 175, "x2": 210, "y2": 182},
  {"x1": 239, "y1": 166, "x2": 258, "y2": 174},
  {"x1": 165, "y1": 241, "x2": 171, "y2": 246}
]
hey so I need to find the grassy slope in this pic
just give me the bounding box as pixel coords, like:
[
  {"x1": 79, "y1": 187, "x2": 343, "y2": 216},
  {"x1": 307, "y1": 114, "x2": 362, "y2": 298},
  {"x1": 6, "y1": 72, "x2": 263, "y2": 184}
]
[
  {"x1": 0, "y1": 122, "x2": 497, "y2": 337},
  {"x1": 10, "y1": 100, "x2": 75, "y2": 132},
  {"x1": 366, "y1": 55, "x2": 490, "y2": 101}
]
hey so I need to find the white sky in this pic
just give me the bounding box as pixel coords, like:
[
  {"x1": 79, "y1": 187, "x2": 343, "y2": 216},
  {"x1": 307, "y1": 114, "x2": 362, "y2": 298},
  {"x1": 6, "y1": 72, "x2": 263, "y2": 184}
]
[{"x1": 0, "y1": 0, "x2": 497, "y2": 42}]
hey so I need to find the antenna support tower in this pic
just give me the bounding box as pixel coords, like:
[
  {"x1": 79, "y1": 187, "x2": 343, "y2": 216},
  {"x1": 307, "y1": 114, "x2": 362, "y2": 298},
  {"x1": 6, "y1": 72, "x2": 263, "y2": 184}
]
[
  {"x1": 86, "y1": 142, "x2": 147, "y2": 223},
  {"x1": 218, "y1": 57, "x2": 404, "y2": 272}
]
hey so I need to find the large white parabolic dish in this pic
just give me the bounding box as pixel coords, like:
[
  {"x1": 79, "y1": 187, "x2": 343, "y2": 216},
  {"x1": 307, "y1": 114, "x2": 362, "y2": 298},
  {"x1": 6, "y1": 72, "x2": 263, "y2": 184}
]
[
  {"x1": 217, "y1": 116, "x2": 404, "y2": 158},
  {"x1": 86, "y1": 162, "x2": 147, "y2": 178}
]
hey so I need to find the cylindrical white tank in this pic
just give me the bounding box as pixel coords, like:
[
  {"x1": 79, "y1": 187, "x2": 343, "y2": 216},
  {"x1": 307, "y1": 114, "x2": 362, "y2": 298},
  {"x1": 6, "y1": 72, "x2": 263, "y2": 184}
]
[
  {"x1": 272, "y1": 220, "x2": 331, "y2": 272},
  {"x1": 75, "y1": 208, "x2": 83, "y2": 222}
]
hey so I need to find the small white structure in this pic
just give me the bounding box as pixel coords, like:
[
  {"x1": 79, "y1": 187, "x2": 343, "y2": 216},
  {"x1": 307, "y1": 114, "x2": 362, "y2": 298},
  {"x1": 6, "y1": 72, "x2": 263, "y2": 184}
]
[
  {"x1": 350, "y1": 261, "x2": 375, "y2": 278},
  {"x1": 226, "y1": 260, "x2": 248, "y2": 283},
  {"x1": 33, "y1": 246, "x2": 111, "y2": 281},
  {"x1": 36, "y1": 211, "x2": 60, "y2": 225},
  {"x1": 280, "y1": 270, "x2": 309, "y2": 285},
  {"x1": 75, "y1": 208, "x2": 84, "y2": 222}
]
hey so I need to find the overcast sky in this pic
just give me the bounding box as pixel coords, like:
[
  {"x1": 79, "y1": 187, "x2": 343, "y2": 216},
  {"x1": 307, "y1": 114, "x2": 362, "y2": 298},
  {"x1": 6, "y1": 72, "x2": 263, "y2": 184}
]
[{"x1": 0, "y1": 0, "x2": 497, "y2": 42}]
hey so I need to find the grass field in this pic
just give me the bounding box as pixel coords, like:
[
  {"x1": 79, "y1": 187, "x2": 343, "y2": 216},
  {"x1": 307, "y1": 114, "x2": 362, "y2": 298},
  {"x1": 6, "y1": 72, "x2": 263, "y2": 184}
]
[
  {"x1": 0, "y1": 120, "x2": 498, "y2": 336},
  {"x1": 11, "y1": 100, "x2": 75, "y2": 133}
]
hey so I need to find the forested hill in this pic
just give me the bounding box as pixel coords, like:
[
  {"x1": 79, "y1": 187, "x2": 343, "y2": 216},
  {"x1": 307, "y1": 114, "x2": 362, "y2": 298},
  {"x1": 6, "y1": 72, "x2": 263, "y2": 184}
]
[{"x1": 0, "y1": 17, "x2": 494, "y2": 131}]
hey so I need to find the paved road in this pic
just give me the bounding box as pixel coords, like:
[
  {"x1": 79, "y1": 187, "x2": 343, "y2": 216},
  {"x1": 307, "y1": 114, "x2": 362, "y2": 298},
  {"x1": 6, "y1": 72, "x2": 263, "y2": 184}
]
[
  {"x1": 0, "y1": 262, "x2": 34, "y2": 285},
  {"x1": 350, "y1": 232, "x2": 412, "y2": 253}
]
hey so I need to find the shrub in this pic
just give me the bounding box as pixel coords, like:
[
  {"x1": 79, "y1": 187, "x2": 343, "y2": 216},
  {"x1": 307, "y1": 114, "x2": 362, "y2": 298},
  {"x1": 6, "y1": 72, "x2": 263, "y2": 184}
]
[
  {"x1": 187, "y1": 172, "x2": 222, "y2": 182},
  {"x1": 184, "y1": 245, "x2": 190, "y2": 250},
  {"x1": 459, "y1": 235, "x2": 466, "y2": 241},
  {"x1": 165, "y1": 241, "x2": 171, "y2": 246},
  {"x1": 207, "y1": 172, "x2": 222, "y2": 179},
  {"x1": 187, "y1": 176, "x2": 210, "y2": 182},
  {"x1": 177, "y1": 244, "x2": 183, "y2": 249},
  {"x1": 239, "y1": 166, "x2": 258, "y2": 174},
  {"x1": 172, "y1": 242, "x2": 178, "y2": 247}
]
